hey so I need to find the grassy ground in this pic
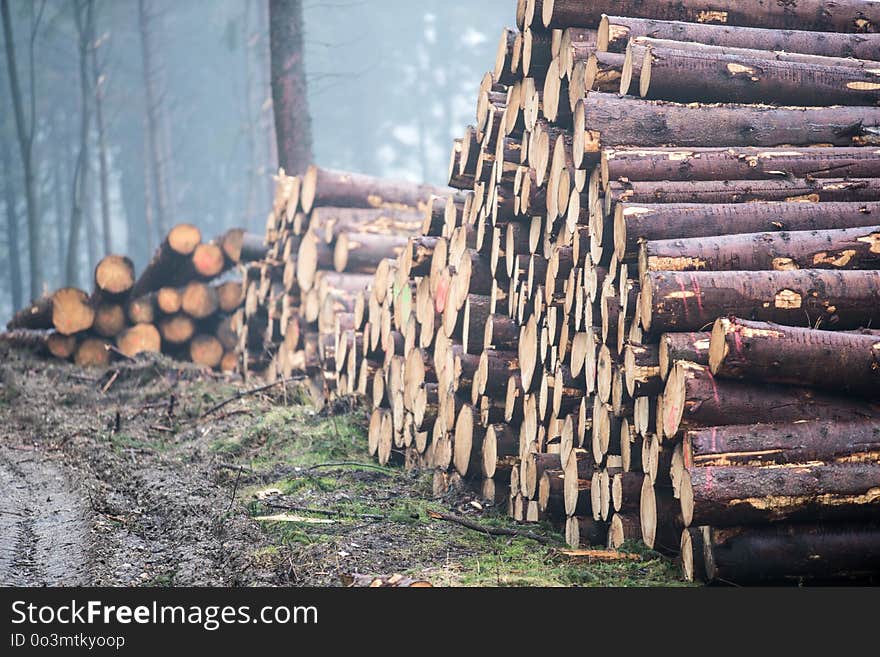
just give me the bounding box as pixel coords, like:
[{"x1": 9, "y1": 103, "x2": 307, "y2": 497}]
[{"x1": 215, "y1": 394, "x2": 688, "y2": 587}]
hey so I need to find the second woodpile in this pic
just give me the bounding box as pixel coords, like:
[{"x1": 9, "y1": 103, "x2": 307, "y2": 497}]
[
  {"x1": 5, "y1": 225, "x2": 267, "y2": 371},
  {"x1": 240, "y1": 0, "x2": 880, "y2": 585}
]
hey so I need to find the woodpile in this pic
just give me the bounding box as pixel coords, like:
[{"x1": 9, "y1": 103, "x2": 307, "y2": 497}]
[
  {"x1": 226, "y1": 0, "x2": 880, "y2": 585},
  {"x1": 4, "y1": 225, "x2": 264, "y2": 371},
  {"x1": 233, "y1": 165, "x2": 455, "y2": 403}
]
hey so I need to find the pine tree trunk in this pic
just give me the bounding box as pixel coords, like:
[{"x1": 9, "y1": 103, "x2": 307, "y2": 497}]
[
  {"x1": 269, "y1": 0, "x2": 313, "y2": 174},
  {"x1": 1, "y1": 138, "x2": 23, "y2": 310},
  {"x1": 90, "y1": 30, "x2": 111, "y2": 254}
]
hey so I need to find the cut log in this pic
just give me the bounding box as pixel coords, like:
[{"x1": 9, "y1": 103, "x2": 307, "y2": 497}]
[
  {"x1": 542, "y1": 0, "x2": 880, "y2": 33},
  {"x1": 634, "y1": 40, "x2": 880, "y2": 106},
  {"x1": 602, "y1": 147, "x2": 880, "y2": 187},
  {"x1": 640, "y1": 224, "x2": 880, "y2": 279},
  {"x1": 311, "y1": 206, "x2": 423, "y2": 243},
  {"x1": 8, "y1": 288, "x2": 95, "y2": 335},
  {"x1": 609, "y1": 178, "x2": 880, "y2": 208},
  {"x1": 158, "y1": 314, "x2": 196, "y2": 345},
  {"x1": 334, "y1": 233, "x2": 409, "y2": 275},
  {"x1": 116, "y1": 323, "x2": 162, "y2": 358},
  {"x1": 218, "y1": 228, "x2": 268, "y2": 264},
  {"x1": 126, "y1": 294, "x2": 156, "y2": 325},
  {"x1": 641, "y1": 270, "x2": 880, "y2": 333},
  {"x1": 73, "y1": 337, "x2": 112, "y2": 368},
  {"x1": 623, "y1": 342, "x2": 662, "y2": 397},
  {"x1": 94, "y1": 255, "x2": 135, "y2": 298},
  {"x1": 300, "y1": 165, "x2": 446, "y2": 214},
  {"x1": 709, "y1": 317, "x2": 880, "y2": 396},
  {"x1": 663, "y1": 360, "x2": 880, "y2": 438},
  {"x1": 47, "y1": 332, "x2": 77, "y2": 359},
  {"x1": 699, "y1": 523, "x2": 880, "y2": 584},
  {"x1": 614, "y1": 201, "x2": 880, "y2": 264},
  {"x1": 680, "y1": 527, "x2": 708, "y2": 583},
  {"x1": 679, "y1": 461, "x2": 880, "y2": 527},
  {"x1": 92, "y1": 303, "x2": 127, "y2": 338},
  {"x1": 190, "y1": 334, "x2": 224, "y2": 369},
  {"x1": 565, "y1": 515, "x2": 607, "y2": 548},
  {"x1": 684, "y1": 418, "x2": 880, "y2": 469},
  {"x1": 191, "y1": 242, "x2": 226, "y2": 279},
  {"x1": 130, "y1": 223, "x2": 202, "y2": 297},
  {"x1": 598, "y1": 15, "x2": 880, "y2": 60},
  {"x1": 181, "y1": 282, "x2": 219, "y2": 320},
  {"x1": 659, "y1": 332, "x2": 711, "y2": 380},
  {"x1": 607, "y1": 513, "x2": 641, "y2": 549},
  {"x1": 572, "y1": 93, "x2": 880, "y2": 168}
]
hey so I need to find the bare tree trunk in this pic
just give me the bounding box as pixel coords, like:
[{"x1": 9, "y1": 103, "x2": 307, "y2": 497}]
[
  {"x1": 1, "y1": 138, "x2": 23, "y2": 310},
  {"x1": 51, "y1": 142, "x2": 65, "y2": 287},
  {"x1": 66, "y1": 0, "x2": 94, "y2": 287},
  {"x1": 138, "y1": 0, "x2": 168, "y2": 236},
  {"x1": 257, "y1": 0, "x2": 276, "y2": 199},
  {"x1": 142, "y1": 115, "x2": 157, "y2": 247},
  {"x1": 90, "y1": 25, "x2": 111, "y2": 254},
  {"x1": 243, "y1": 2, "x2": 257, "y2": 230},
  {"x1": 1, "y1": 0, "x2": 43, "y2": 299},
  {"x1": 269, "y1": 0, "x2": 313, "y2": 174}
]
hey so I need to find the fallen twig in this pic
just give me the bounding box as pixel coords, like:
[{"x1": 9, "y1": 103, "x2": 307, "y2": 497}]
[
  {"x1": 101, "y1": 370, "x2": 119, "y2": 394},
  {"x1": 266, "y1": 502, "x2": 385, "y2": 521},
  {"x1": 226, "y1": 466, "x2": 244, "y2": 512},
  {"x1": 199, "y1": 377, "x2": 303, "y2": 419},
  {"x1": 427, "y1": 510, "x2": 551, "y2": 544},
  {"x1": 305, "y1": 461, "x2": 393, "y2": 475},
  {"x1": 555, "y1": 548, "x2": 642, "y2": 562},
  {"x1": 105, "y1": 344, "x2": 136, "y2": 363}
]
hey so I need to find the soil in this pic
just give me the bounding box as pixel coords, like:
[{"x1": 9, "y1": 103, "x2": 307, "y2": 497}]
[{"x1": 0, "y1": 344, "x2": 683, "y2": 587}]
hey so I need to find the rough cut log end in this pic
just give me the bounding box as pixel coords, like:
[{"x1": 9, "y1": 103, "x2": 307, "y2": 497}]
[
  {"x1": 94, "y1": 255, "x2": 135, "y2": 296},
  {"x1": 116, "y1": 323, "x2": 162, "y2": 358},
  {"x1": 52, "y1": 288, "x2": 96, "y2": 336}
]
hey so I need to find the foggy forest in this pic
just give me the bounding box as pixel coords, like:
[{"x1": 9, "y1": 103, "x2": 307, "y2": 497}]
[{"x1": 0, "y1": 0, "x2": 509, "y2": 320}]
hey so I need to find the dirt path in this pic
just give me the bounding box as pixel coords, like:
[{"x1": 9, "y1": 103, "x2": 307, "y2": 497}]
[{"x1": 0, "y1": 348, "x2": 280, "y2": 586}]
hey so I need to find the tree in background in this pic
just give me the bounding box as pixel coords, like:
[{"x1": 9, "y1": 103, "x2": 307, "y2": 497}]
[
  {"x1": 66, "y1": 0, "x2": 94, "y2": 287},
  {"x1": 269, "y1": 0, "x2": 312, "y2": 174},
  {"x1": 1, "y1": 0, "x2": 44, "y2": 299}
]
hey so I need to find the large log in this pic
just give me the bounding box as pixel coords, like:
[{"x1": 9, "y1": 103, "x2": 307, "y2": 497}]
[
  {"x1": 659, "y1": 331, "x2": 710, "y2": 380},
  {"x1": 708, "y1": 317, "x2": 880, "y2": 396},
  {"x1": 541, "y1": 0, "x2": 880, "y2": 32},
  {"x1": 633, "y1": 40, "x2": 880, "y2": 106},
  {"x1": 572, "y1": 93, "x2": 880, "y2": 167},
  {"x1": 333, "y1": 233, "x2": 409, "y2": 274},
  {"x1": 598, "y1": 15, "x2": 880, "y2": 60},
  {"x1": 684, "y1": 418, "x2": 880, "y2": 468},
  {"x1": 602, "y1": 147, "x2": 880, "y2": 186},
  {"x1": 662, "y1": 360, "x2": 880, "y2": 438},
  {"x1": 640, "y1": 224, "x2": 880, "y2": 277},
  {"x1": 698, "y1": 523, "x2": 880, "y2": 584},
  {"x1": 679, "y1": 461, "x2": 880, "y2": 527},
  {"x1": 218, "y1": 228, "x2": 268, "y2": 264},
  {"x1": 93, "y1": 255, "x2": 135, "y2": 298},
  {"x1": 310, "y1": 206, "x2": 424, "y2": 243},
  {"x1": 300, "y1": 165, "x2": 447, "y2": 214},
  {"x1": 640, "y1": 270, "x2": 880, "y2": 333},
  {"x1": 613, "y1": 201, "x2": 880, "y2": 264},
  {"x1": 607, "y1": 178, "x2": 880, "y2": 207},
  {"x1": 7, "y1": 288, "x2": 95, "y2": 336},
  {"x1": 130, "y1": 223, "x2": 202, "y2": 298}
]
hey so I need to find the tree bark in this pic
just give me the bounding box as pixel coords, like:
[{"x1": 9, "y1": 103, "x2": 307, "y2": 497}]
[
  {"x1": 130, "y1": 223, "x2": 202, "y2": 297},
  {"x1": 641, "y1": 269, "x2": 880, "y2": 333},
  {"x1": 89, "y1": 25, "x2": 111, "y2": 254},
  {"x1": 269, "y1": 0, "x2": 312, "y2": 174},
  {"x1": 699, "y1": 523, "x2": 880, "y2": 584},
  {"x1": 0, "y1": 137, "x2": 23, "y2": 310},
  {"x1": 614, "y1": 200, "x2": 880, "y2": 264},
  {"x1": 659, "y1": 331, "x2": 710, "y2": 380},
  {"x1": 66, "y1": 0, "x2": 95, "y2": 287},
  {"x1": 634, "y1": 40, "x2": 880, "y2": 106},
  {"x1": 138, "y1": 0, "x2": 169, "y2": 238},
  {"x1": 542, "y1": 0, "x2": 880, "y2": 32},
  {"x1": 598, "y1": 14, "x2": 880, "y2": 59},
  {"x1": 602, "y1": 147, "x2": 880, "y2": 186},
  {"x1": 680, "y1": 461, "x2": 880, "y2": 527},
  {"x1": 684, "y1": 418, "x2": 880, "y2": 468},
  {"x1": 663, "y1": 360, "x2": 880, "y2": 438},
  {"x1": 2, "y1": 0, "x2": 42, "y2": 298},
  {"x1": 708, "y1": 317, "x2": 880, "y2": 396},
  {"x1": 608, "y1": 178, "x2": 880, "y2": 208},
  {"x1": 573, "y1": 92, "x2": 880, "y2": 167}
]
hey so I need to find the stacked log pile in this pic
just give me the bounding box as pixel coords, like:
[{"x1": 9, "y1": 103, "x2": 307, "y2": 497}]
[
  {"x1": 233, "y1": 0, "x2": 880, "y2": 585},
  {"x1": 5, "y1": 224, "x2": 263, "y2": 371},
  {"x1": 235, "y1": 166, "x2": 455, "y2": 404}
]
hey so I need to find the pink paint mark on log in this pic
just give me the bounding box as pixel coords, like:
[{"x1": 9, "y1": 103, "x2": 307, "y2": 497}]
[
  {"x1": 733, "y1": 327, "x2": 744, "y2": 355},
  {"x1": 690, "y1": 274, "x2": 703, "y2": 313},
  {"x1": 707, "y1": 370, "x2": 720, "y2": 405},
  {"x1": 711, "y1": 426, "x2": 717, "y2": 452},
  {"x1": 677, "y1": 279, "x2": 689, "y2": 317}
]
